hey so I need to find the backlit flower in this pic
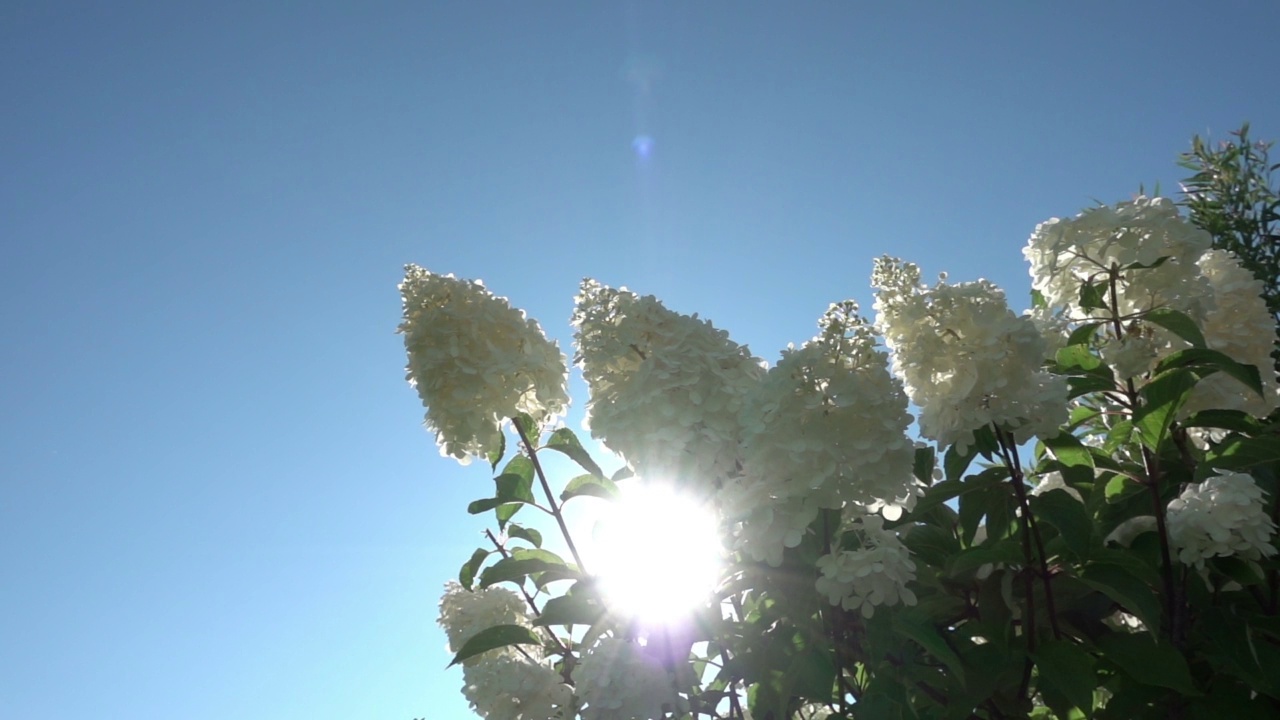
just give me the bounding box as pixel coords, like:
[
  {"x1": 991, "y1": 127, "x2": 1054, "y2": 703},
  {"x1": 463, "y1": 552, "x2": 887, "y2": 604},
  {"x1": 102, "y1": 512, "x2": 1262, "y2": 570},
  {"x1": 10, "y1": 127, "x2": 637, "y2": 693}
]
[{"x1": 399, "y1": 266, "x2": 568, "y2": 464}]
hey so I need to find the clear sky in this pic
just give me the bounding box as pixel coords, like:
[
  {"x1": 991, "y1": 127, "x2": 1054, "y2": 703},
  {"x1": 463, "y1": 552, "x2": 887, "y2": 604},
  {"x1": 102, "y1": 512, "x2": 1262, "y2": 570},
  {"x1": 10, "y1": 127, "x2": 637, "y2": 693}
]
[{"x1": 2, "y1": 2, "x2": 1278, "y2": 719}]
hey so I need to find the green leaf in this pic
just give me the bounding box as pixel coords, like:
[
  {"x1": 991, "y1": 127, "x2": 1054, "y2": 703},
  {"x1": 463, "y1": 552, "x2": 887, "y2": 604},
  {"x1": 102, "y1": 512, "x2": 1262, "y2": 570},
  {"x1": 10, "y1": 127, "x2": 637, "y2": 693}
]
[
  {"x1": 913, "y1": 445, "x2": 937, "y2": 484},
  {"x1": 903, "y1": 523, "x2": 960, "y2": 568},
  {"x1": 459, "y1": 548, "x2": 491, "y2": 590},
  {"x1": 892, "y1": 614, "x2": 965, "y2": 683},
  {"x1": 948, "y1": 539, "x2": 1023, "y2": 576},
  {"x1": 1134, "y1": 368, "x2": 1196, "y2": 451},
  {"x1": 1034, "y1": 640, "x2": 1097, "y2": 713},
  {"x1": 1096, "y1": 633, "x2": 1199, "y2": 696},
  {"x1": 467, "y1": 497, "x2": 506, "y2": 515},
  {"x1": 1143, "y1": 308, "x2": 1207, "y2": 348},
  {"x1": 1180, "y1": 409, "x2": 1264, "y2": 435},
  {"x1": 447, "y1": 624, "x2": 543, "y2": 667},
  {"x1": 511, "y1": 412, "x2": 539, "y2": 446},
  {"x1": 479, "y1": 550, "x2": 572, "y2": 588},
  {"x1": 1079, "y1": 280, "x2": 1108, "y2": 311},
  {"x1": 499, "y1": 454, "x2": 535, "y2": 486},
  {"x1": 945, "y1": 442, "x2": 979, "y2": 483},
  {"x1": 1056, "y1": 344, "x2": 1104, "y2": 374},
  {"x1": 506, "y1": 524, "x2": 542, "y2": 548},
  {"x1": 1067, "y1": 322, "x2": 1103, "y2": 347},
  {"x1": 1043, "y1": 432, "x2": 1096, "y2": 487},
  {"x1": 486, "y1": 431, "x2": 506, "y2": 472},
  {"x1": 1031, "y1": 489, "x2": 1093, "y2": 560},
  {"x1": 1103, "y1": 475, "x2": 1145, "y2": 504},
  {"x1": 560, "y1": 473, "x2": 619, "y2": 501},
  {"x1": 494, "y1": 471, "x2": 535, "y2": 504},
  {"x1": 1078, "y1": 564, "x2": 1161, "y2": 635},
  {"x1": 534, "y1": 593, "x2": 605, "y2": 627},
  {"x1": 542, "y1": 427, "x2": 606, "y2": 478},
  {"x1": 1206, "y1": 434, "x2": 1280, "y2": 469},
  {"x1": 1153, "y1": 347, "x2": 1263, "y2": 398}
]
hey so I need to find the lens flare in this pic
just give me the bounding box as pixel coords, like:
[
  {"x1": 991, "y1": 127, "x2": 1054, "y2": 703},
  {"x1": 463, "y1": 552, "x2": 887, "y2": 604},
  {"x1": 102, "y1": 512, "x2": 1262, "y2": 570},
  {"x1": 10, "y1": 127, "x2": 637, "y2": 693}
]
[
  {"x1": 591, "y1": 481, "x2": 723, "y2": 624},
  {"x1": 632, "y1": 135, "x2": 654, "y2": 159}
]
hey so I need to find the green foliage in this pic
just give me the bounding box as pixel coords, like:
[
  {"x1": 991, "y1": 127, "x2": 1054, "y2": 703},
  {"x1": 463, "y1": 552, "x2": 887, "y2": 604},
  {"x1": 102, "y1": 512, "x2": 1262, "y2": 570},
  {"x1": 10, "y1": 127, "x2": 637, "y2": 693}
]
[
  {"x1": 425, "y1": 126, "x2": 1280, "y2": 720},
  {"x1": 1180, "y1": 124, "x2": 1280, "y2": 346}
]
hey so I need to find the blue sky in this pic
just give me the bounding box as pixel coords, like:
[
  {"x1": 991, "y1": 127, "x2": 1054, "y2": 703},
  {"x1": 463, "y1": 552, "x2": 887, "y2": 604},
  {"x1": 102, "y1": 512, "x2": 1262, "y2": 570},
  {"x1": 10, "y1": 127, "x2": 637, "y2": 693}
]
[{"x1": 2, "y1": 2, "x2": 1278, "y2": 718}]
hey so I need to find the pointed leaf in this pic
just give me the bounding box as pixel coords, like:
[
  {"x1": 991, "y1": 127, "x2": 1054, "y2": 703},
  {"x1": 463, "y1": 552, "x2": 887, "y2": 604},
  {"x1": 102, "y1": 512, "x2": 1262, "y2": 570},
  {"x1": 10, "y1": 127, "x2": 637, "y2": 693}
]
[
  {"x1": 1144, "y1": 308, "x2": 1206, "y2": 349},
  {"x1": 447, "y1": 624, "x2": 543, "y2": 667},
  {"x1": 534, "y1": 593, "x2": 605, "y2": 627},
  {"x1": 892, "y1": 614, "x2": 965, "y2": 682},
  {"x1": 1078, "y1": 564, "x2": 1161, "y2": 634},
  {"x1": 1031, "y1": 489, "x2": 1093, "y2": 560},
  {"x1": 1134, "y1": 368, "x2": 1196, "y2": 451},
  {"x1": 1079, "y1": 280, "x2": 1107, "y2": 311},
  {"x1": 459, "y1": 548, "x2": 491, "y2": 590},
  {"x1": 560, "y1": 473, "x2": 619, "y2": 501},
  {"x1": 1033, "y1": 640, "x2": 1097, "y2": 713},
  {"x1": 506, "y1": 524, "x2": 543, "y2": 548},
  {"x1": 1206, "y1": 434, "x2": 1280, "y2": 470},
  {"x1": 1096, "y1": 633, "x2": 1199, "y2": 696},
  {"x1": 1153, "y1": 347, "x2": 1263, "y2": 397},
  {"x1": 543, "y1": 427, "x2": 606, "y2": 478}
]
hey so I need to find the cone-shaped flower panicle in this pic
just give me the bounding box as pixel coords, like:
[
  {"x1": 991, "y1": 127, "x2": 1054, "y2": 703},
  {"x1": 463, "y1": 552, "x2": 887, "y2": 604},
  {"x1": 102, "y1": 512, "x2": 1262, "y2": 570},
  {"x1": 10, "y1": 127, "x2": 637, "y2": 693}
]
[
  {"x1": 725, "y1": 301, "x2": 919, "y2": 565},
  {"x1": 398, "y1": 266, "x2": 568, "y2": 464},
  {"x1": 1024, "y1": 196, "x2": 1212, "y2": 318},
  {"x1": 872, "y1": 257, "x2": 1067, "y2": 451},
  {"x1": 572, "y1": 279, "x2": 763, "y2": 494}
]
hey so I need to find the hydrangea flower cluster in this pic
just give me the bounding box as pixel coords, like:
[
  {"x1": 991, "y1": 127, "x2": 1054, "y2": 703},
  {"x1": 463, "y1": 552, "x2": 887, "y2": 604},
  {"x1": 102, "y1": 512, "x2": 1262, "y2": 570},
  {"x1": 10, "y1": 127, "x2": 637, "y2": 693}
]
[
  {"x1": 815, "y1": 515, "x2": 918, "y2": 618},
  {"x1": 1023, "y1": 196, "x2": 1213, "y2": 316},
  {"x1": 572, "y1": 279, "x2": 764, "y2": 493},
  {"x1": 461, "y1": 655, "x2": 572, "y2": 720},
  {"x1": 399, "y1": 266, "x2": 569, "y2": 464},
  {"x1": 1166, "y1": 471, "x2": 1277, "y2": 568},
  {"x1": 871, "y1": 257, "x2": 1068, "y2": 450},
  {"x1": 437, "y1": 581, "x2": 533, "y2": 661},
  {"x1": 574, "y1": 637, "x2": 688, "y2": 720},
  {"x1": 1181, "y1": 249, "x2": 1280, "y2": 417},
  {"x1": 724, "y1": 302, "x2": 919, "y2": 565}
]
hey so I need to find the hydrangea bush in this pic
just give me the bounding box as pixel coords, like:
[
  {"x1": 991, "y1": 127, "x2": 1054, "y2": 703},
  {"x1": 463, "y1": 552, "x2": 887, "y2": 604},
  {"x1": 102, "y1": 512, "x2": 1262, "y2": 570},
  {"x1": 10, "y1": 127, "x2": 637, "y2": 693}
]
[{"x1": 400, "y1": 194, "x2": 1280, "y2": 719}]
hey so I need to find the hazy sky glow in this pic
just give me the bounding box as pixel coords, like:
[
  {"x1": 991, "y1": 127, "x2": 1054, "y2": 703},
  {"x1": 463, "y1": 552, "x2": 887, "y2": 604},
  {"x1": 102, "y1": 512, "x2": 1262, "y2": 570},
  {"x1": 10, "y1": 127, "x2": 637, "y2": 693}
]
[{"x1": 2, "y1": 2, "x2": 1279, "y2": 719}]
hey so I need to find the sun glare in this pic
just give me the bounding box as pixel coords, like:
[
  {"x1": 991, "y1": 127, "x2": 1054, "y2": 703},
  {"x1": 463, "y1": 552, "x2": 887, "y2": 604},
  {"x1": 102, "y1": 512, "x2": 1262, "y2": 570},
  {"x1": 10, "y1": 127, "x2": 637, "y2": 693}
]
[{"x1": 591, "y1": 482, "x2": 724, "y2": 624}]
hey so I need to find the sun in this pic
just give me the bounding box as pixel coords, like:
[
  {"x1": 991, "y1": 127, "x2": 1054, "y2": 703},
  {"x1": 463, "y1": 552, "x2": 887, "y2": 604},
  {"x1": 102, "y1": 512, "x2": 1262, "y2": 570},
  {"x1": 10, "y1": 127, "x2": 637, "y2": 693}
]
[{"x1": 589, "y1": 481, "x2": 725, "y2": 625}]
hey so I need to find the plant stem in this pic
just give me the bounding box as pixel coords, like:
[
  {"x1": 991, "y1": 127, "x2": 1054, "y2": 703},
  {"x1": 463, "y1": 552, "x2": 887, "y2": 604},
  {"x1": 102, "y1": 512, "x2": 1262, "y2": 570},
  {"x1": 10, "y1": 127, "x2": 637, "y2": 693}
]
[
  {"x1": 995, "y1": 426, "x2": 1063, "y2": 642},
  {"x1": 512, "y1": 416, "x2": 588, "y2": 573},
  {"x1": 485, "y1": 528, "x2": 571, "y2": 657}
]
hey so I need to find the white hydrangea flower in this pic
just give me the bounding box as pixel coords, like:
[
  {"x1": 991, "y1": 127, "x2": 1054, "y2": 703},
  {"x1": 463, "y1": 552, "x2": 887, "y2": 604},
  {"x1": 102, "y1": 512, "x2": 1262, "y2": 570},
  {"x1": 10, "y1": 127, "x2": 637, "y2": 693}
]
[
  {"x1": 815, "y1": 515, "x2": 918, "y2": 618},
  {"x1": 1025, "y1": 304, "x2": 1071, "y2": 360},
  {"x1": 1023, "y1": 196, "x2": 1212, "y2": 317},
  {"x1": 462, "y1": 655, "x2": 573, "y2": 720},
  {"x1": 1166, "y1": 471, "x2": 1277, "y2": 568},
  {"x1": 574, "y1": 636, "x2": 687, "y2": 720},
  {"x1": 399, "y1": 266, "x2": 569, "y2": 464},
  {"x1": 720, "y1": 489, "x2": 821, "y2": 568},
  {"x1": 1180, "y1": 249, "x2": 1280, "y2": 417},
  {"x1": 724, "y1": 302, "x2": 919, "y2": 565},
  {"x1": 1098, "y1": 330, "x2": 1160, "y2": 381},
  {"x1": 572, "y1": 280, "x2": 763, "y2": 494},
  {"x1": 438, "y1": 581, "x2": 534, "y2": 662},
  {"x1": 872, "y1": 257, "x2": 1068, "y2": 451},
  {"x1": 1031, "y1": 471, "x2": 1084, "y2": 503}
]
